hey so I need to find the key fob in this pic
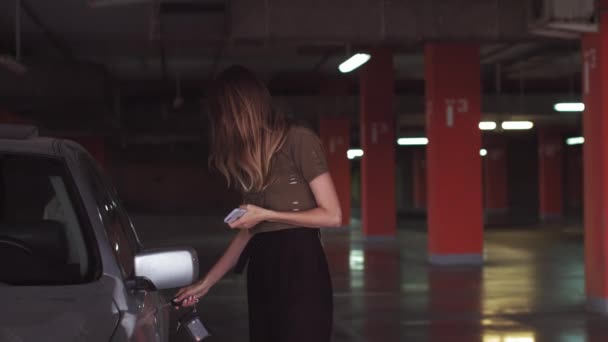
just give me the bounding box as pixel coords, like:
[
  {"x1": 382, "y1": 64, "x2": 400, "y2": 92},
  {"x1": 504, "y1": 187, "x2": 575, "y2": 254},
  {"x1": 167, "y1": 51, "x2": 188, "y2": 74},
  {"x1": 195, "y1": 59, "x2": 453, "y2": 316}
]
[{"x1": 177, "y1": 307, "x2": 211, "y2": 340}]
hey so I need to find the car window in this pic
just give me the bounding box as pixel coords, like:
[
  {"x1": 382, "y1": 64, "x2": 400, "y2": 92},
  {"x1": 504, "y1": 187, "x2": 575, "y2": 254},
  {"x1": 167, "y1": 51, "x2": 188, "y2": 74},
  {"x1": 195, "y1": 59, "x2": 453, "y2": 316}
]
[
  {"x1": 78, "y1": 152, "x2": 138, "y2": 279},
  {"x1": 0, "y1": 154, "x2": 95, "y2": 285},
  {"x1": 102, "y1": 175, "x2": 141, "y2": 255}
]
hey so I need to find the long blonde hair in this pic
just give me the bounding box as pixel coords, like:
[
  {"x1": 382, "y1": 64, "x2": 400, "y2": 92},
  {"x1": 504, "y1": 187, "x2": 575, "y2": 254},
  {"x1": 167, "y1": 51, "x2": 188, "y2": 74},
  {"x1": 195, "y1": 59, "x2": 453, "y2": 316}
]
[{"x1": 207, "y1": 65, "x2": 288, "y2": 192}]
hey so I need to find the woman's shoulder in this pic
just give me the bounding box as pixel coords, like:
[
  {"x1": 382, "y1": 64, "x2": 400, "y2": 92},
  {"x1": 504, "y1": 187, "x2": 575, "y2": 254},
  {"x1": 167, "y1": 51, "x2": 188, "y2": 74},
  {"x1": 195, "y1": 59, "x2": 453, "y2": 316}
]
[
  {"x1": 286, "y1": 125, "x2": 319, "y2": 143},
  {"x1": 278, "y1": 126, "x2": 320, "y2": 159}
]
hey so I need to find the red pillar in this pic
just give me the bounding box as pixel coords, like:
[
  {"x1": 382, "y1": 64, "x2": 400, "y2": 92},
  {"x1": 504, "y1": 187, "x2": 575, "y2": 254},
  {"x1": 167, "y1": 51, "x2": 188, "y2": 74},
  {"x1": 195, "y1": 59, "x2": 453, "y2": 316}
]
[
  {"x1": 565, "y1": 145, "x2": 583, "y2": 213},
  {"x1": 425, "y1": 44, "x2": 483, "y2": 265},
  {"x1": 360, "y1": 49, "x2": 396, "y2": 237},
  {"x1": 412, "y1": 149, "x2": 427, "y2": 209},
  {"x1": 582, "y1": 7, "x2": 608, "y2": 313},
  {"x1": 320, "y1": 117, "x2": 351, "y2": 226},
  {"x1": 484, "y1": 135, "x2": 508, "y2": 213},
  {"x1": 538, "y1": 129, "x2": 563, "y2": 220}
]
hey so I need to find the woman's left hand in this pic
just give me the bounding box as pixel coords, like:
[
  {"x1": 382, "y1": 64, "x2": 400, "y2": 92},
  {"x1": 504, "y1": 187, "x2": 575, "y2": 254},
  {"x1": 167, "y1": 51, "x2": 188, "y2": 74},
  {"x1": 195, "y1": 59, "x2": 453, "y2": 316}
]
[{"x1": 228, "y1": 204, "x2": 271, "y2": 230}]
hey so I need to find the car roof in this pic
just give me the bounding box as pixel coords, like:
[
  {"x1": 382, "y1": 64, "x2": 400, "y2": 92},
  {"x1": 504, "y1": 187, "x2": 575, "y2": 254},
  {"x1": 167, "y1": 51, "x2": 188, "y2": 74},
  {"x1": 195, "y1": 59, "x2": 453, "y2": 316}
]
[
  {"x1": 0, "y1": 136, "x2": 64, "y2": 157},
  {"x1": 0, "y1": 124, "x2": 76, "y2": 157}
]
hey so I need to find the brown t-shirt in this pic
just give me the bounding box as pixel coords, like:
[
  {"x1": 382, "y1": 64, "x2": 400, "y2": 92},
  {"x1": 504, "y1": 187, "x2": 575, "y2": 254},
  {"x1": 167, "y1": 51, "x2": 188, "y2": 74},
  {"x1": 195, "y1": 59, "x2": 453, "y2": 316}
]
[{"x1": 243, "y1": 126, "x2": 329, "y2": 234}]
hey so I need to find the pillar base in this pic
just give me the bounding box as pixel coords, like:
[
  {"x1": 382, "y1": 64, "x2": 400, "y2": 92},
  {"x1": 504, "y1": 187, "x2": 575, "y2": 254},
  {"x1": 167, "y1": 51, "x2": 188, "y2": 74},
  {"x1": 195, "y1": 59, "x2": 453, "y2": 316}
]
[
  {"x1": 588, "y1": 297, "x2": 608, "y2": 314},
  {"x1": 363, "y1": 235, "x2": 396, "y2": 243},
  {"x1": 428, "y1": 254, "x2": 483, "y2": 266},
  {"x1": 484, "y1": 208, "x2": 508, "y2": 214}
]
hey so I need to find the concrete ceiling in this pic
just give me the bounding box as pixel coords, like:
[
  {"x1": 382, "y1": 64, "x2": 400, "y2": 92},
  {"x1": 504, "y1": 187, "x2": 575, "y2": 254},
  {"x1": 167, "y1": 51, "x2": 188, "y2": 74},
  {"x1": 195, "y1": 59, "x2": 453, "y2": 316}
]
[{"x1": 0, "y1": 0, "x2": 588, "y2": 135}]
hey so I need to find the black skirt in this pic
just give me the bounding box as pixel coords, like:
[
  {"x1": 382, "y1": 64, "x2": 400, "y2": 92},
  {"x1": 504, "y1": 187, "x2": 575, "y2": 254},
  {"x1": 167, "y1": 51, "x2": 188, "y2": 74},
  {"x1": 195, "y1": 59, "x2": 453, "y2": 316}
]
[{"x1": 245, "y1": 228, "x2": 333, "y2": 342}]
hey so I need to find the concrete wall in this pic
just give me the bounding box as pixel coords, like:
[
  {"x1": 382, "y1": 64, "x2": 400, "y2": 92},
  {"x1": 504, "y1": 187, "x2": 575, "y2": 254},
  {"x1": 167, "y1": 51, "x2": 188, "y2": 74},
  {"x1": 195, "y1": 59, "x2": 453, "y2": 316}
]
[
  {"x1": 113, "y1": 161, "x2": 239, "y2": 215},
  {"x1": 103, "y1": 133, "x2": 582, "y2": 221},
  {"x1": 106, "y1": 144, "x2": 240, "y2": 215}
]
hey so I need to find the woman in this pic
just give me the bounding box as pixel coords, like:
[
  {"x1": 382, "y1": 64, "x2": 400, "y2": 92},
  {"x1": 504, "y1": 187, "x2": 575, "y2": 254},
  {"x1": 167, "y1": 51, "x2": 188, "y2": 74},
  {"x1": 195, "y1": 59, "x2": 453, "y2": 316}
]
[{"x1": 174, "y1": 65, "x2": 341, "y2": 342}]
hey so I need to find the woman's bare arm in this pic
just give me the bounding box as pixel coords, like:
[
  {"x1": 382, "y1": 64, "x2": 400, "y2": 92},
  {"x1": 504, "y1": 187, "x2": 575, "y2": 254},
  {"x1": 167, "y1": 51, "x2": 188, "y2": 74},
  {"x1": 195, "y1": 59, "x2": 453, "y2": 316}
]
[
  {"x1": 229, "y1": 172, "x2": 342, "y2": 229},
  {"x1": 174, "y1": 229, "x2": 252, "y2": 307}
]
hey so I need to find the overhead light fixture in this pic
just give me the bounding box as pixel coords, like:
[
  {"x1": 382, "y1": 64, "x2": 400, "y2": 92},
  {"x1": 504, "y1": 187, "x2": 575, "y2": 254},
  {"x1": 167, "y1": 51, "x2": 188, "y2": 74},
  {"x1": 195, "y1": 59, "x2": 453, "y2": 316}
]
[
  {"x1": 339, "y1": 53, "x2": 371, "y2": 73},
  {"x1": 397, "y1": 137, "x2": 428, "y2": 146},
  {"x1": 479, "y1": 121, "x2": 497, "y2": 130},
  {"x1": 503, "y1": 336, "x2": 535, "y2": 342},
  {"x1": 554, "y1": 102, "x2": 585, "y2": 112},
  {"x1": 566, "y1": 136, "x2": 584, "y2": 145},
  {"x1": 347, "y1": 149, "x2": 364, "y2": 160},
  {"x1": 501, "y1": 121, "x2": 534, "y2": 130},
  {"x1": 480, "y1": 149, "x2": 488, "y2": 157}
]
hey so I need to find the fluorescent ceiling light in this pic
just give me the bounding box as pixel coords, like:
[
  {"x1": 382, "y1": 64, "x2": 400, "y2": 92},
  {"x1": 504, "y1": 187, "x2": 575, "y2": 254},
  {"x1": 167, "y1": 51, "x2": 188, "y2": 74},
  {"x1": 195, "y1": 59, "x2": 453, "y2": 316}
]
[
  {"x1": 339, "y1": 53, "x2": 371, "y2": 73},
  {"x1": 554, "y1": 102, "x2": 585, "y2": 112},
  {"x1": 479, "y1": 121, "x2": 497, "y2": 130},
  {"x1": 480, "y1": 149, "x2": 487, "y2": 157},
  {"x1": 347, "y1": 149, "x2": 364, "y2": 159},
  {"x1": 504, "y1": 337, "x2": 534, "y2": 342},
  {"x1": 397, "y1": 137, "x2": 428, "y2": 146},
  {"x1": 566, "y1": 136, "x2": 584, "y2": 145},
  {"x1": 501, "y1": 121, "x2": 534, "y2": 130}
]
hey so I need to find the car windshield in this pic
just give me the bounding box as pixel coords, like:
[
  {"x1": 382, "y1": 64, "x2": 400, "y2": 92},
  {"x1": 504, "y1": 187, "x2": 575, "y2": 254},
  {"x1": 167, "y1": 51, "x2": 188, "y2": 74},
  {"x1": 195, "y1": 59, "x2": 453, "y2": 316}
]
[{"x1": 0, "y1": 153, "x2": 96, "y2": 285}]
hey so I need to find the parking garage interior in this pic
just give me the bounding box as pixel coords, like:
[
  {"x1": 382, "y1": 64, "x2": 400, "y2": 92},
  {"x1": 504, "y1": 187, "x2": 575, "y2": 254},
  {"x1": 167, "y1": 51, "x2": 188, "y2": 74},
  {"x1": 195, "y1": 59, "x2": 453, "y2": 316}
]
[{"x1": 1, "y1": 0, "x2": 608, "y2": 341}]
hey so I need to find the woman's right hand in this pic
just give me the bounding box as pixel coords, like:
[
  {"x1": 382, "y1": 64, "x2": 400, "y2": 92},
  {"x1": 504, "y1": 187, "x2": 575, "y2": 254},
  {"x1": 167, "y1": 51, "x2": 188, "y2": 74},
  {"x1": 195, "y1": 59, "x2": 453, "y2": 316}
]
[
  {"x1": 173, "y1": 280, "x2": 210, "y2": 308},
  {"x1": 173, "y1": 229, "x2": 251, "y2": 308}
]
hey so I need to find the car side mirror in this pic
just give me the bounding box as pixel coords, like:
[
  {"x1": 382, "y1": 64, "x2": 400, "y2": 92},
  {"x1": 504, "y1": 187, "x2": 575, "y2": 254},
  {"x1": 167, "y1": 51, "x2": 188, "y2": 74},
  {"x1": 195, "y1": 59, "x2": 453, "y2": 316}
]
[{"x1": 133, "y1": 248, "x2": 199, "y2": 290}]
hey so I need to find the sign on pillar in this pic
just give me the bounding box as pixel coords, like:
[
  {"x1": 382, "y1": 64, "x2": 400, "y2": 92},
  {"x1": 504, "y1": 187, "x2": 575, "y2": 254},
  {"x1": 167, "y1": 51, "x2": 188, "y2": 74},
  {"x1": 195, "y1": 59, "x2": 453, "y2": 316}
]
[
  {"x1": 583, "y1": 47, "x2": 597, "y2": 96},
  {"x1": 445, "y1": 98, "x2": 469, "y2": 127},
  {"x1": 484, "y1": 135, "x2": 508, "y2": 214},
  {"x1": 319, "y1": 117, "x2": 351, "y2": 226},
  {"x1": 425, "y1": 43, "x2": 483, "y2": 265}
]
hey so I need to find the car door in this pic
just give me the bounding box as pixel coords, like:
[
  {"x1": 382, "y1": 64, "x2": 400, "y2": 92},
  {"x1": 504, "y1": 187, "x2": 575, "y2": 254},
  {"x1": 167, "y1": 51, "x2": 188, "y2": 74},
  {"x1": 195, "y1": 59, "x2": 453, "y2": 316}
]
[
  {"x1": 0, "y1": 153, "x2": 120, "y2": 341},
  {"x1": 77, "y1": 152, "x2": 169, "y2": 342}
]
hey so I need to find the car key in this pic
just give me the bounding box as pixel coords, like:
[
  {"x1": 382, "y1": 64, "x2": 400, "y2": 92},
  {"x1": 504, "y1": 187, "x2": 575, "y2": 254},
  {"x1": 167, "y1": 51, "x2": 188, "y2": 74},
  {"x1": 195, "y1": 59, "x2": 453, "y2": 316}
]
[
  {"x1": 157, "y1": 297, "x2": 185, "y2": 310},
  {"x1": 179, "y1": 307, "x2": 211, "y2": 341},
  {"x1": 171, "y1": 297, "x2": 185, "y2": 307}
]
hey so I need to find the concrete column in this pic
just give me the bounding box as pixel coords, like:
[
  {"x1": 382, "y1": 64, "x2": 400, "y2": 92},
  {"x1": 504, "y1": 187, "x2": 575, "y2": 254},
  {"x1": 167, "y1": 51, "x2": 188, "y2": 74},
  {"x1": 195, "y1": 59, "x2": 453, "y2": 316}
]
[
  {"x1": 538, "y1": 129, "x2": 563, "y2": 221},
  {"x1": 565, "y1": 143, "x2": 583, "y2": 213},
  {"x1": 484, "y1": 135, "x2": 508, "y2": 213},
  {"x1": 412, "y1": 149, "x2": 427, "y2": 209},
  {"x1": 582, "y1": 6, "x2": 608, "y2": 313},
  {"x1": 320, "y1": 117, "x2": 351, "y2": 226},
  {"x1": 425, "y1": 43, "x2": 483, "y2": 265},
  {"x1": 359, "y1": 48, "x2": 396, "y2": 237}
]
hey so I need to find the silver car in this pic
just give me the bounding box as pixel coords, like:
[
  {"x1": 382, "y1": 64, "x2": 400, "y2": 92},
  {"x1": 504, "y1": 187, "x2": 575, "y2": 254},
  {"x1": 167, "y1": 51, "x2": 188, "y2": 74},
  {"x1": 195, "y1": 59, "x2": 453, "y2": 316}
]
[{"x1": 0, "y1": 125, "x2": 198, "y2": 341}]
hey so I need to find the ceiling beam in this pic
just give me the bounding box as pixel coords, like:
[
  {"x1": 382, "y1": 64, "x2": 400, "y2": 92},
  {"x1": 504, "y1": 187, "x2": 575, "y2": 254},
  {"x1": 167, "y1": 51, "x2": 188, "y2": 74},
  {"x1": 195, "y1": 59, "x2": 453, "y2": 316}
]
[
  {"x1": 231, "y1": 0, "x2": 534, "y2": 42},
  {"x1": 159, "y1": 2, "x2": 226, "y2": 14}
]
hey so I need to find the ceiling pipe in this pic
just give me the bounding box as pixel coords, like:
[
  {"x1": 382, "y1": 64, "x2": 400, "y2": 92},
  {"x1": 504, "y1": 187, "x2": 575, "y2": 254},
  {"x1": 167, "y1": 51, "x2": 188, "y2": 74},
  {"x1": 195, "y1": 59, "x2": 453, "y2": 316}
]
[
  {"x1": 0, "y1": 0, "x2": 26, "y2": 74},
  {"x1": 20, "y1": 0, "x2": 74, "y2": 60},
  {"x1": 16, "y1": 0, "x2": 21, "y2": 61}
]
